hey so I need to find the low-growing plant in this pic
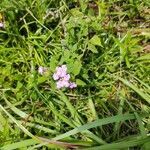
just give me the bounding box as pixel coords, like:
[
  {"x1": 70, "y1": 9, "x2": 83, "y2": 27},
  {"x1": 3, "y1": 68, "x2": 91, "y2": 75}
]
[{"x1": 0, "y1": 0, "x2": 150, "y2": 149}]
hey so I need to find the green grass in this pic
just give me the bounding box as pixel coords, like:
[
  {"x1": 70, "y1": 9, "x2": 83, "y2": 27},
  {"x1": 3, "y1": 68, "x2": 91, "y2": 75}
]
[{"x1": 0, "y1": 0, "x2": 150, "y2": 149}]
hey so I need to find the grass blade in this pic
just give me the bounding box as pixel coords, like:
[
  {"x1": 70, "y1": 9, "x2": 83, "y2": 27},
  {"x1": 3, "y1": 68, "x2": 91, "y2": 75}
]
[
  {"x1": 1, "y1": 139, "x2": 38, "y2": 150},
  {"x1": 119, "y1": 78, "x2": 150, "y2": 104},
  {"x1": 82, "y1": 136, "x2": 150, "y2": 150},
  {"x1": 53, "y1": 113, "x2": 136, "y2": 140}
]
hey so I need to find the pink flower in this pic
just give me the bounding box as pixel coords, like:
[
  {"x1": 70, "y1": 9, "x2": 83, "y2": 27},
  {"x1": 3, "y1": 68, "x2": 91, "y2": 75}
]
[
  {"x1": 53, "y1": 64, "x2": 77, "y2": 89},
  {"x1": 56, "y1": 80, "x2": 64, "y2": 89},
  {"x1": 69, "y1": 82, "x2": 77, "y2": 89},
  {"x1": 61, "y1": 65, "x2": 67, "y2": 72},
  {"x1": 55, "y1": 74, "x2": 70, "y2": 89},
  {"x1": 38, "y1": 66, "x2": 47, "y2": 75},
  {"x1": 53, "y1": 65, "x2": 68, "y2": 80},
  {"x1": 56, "y1": 79, "x2": 70, "y2": 89},
  {"x1": 53, "y1": 73, "x2": 59, "y2": 80},
  {"x1": 63, "y1": 74, "x2": 70, "y2": 81}
]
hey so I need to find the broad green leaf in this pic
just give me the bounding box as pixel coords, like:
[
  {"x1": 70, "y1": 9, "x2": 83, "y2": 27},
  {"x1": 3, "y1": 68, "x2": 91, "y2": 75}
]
[
  {"x1": 50, "y1": 55, "x2": 59, "y2": 72},
  {"x1": 38, "y1": 76, "x2": 47, "y2": 83},
  {"x1": 71, "y1": 60, "x2": 82, "y2": 76},
  {"x1": 63, "y1": 50, "x2": 70, "y2": 61},
  {"x1": 76, "y1": 79, "x2": 86, "y2": 86},
  {"x1": 70, "y1": 8, "x2": 83, "y2": 17},
  {"x1": 89, "y1": 35, "x2": 102, "y2": 47},
  {"x1": 88, "y1": 43, "x2": 98, "y2": 53}
]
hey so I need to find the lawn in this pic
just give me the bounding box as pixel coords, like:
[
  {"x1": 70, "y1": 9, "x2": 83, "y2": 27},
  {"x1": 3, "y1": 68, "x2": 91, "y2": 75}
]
[{"x1": 0, "y1": 0, "x2": 150, "y2": 149}]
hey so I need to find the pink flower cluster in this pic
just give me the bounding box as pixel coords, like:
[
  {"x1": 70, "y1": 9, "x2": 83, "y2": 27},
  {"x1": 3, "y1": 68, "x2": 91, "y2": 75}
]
[
  {"x1": 53, "y1": 65, "x2": 77, "y2": 89},
  {"x1": 38, "y1": 66, "x2": 47, "y2": 75}
]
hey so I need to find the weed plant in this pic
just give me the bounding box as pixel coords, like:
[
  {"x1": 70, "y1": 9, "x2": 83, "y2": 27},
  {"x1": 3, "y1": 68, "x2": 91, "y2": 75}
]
[{"x1": 0, "y1": 0, "x2": 150, "y2": 149}]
